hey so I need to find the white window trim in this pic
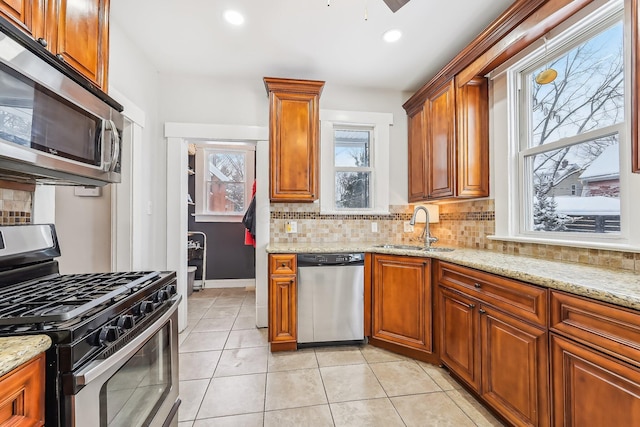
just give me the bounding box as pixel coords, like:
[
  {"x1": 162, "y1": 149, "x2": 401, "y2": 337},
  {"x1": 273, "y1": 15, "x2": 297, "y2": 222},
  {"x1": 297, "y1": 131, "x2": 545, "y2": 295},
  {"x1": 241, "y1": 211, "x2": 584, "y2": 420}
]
[
  {"x1": 194, "y1": 142, "x2": 255, "y2": 223},
  {"x1": 320, "y1": 109, "x2": 392, "y2": 215},
  {"x1": 490, "y1": 0, "x2": 640, "y2": 252}
]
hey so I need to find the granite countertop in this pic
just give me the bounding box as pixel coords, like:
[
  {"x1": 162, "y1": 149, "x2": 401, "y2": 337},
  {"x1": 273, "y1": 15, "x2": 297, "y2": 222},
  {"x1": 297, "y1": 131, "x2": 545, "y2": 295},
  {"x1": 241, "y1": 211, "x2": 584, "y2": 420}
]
[
  {"x1": 0, "y1": 335, "x2": 52, "y2": 378},
  {"x1": 267, "y1": 242, "x2": 640, "y2": 311}
]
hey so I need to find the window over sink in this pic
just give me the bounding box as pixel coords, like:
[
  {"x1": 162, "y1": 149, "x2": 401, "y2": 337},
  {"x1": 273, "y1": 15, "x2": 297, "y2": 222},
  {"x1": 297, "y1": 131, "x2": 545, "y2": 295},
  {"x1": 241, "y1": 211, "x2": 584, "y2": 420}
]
[
  {"x1": 491, "y1": 0, "x2": 640, "y2": 250},
  {"x1": 320, "y1": 110, "x2": 392, "y2": 214}
]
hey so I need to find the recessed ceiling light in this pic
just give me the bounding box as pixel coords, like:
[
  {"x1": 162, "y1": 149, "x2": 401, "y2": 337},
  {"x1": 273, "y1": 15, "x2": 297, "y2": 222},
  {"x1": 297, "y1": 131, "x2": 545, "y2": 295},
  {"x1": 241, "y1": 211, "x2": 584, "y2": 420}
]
[
  {"x1": 224, "y1": 10, "x2": 245, "y2": 26},
  {"x1": 383, "y1": 29, "x2": 402, "y2": 43}
]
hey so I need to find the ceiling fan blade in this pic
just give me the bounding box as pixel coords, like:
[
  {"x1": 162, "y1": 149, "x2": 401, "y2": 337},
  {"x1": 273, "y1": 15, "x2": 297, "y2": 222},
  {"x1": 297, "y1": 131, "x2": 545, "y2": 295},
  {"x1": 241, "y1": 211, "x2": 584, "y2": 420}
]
[{"x1": 383, "y1": 0, "x2": 410, "y2": 13}]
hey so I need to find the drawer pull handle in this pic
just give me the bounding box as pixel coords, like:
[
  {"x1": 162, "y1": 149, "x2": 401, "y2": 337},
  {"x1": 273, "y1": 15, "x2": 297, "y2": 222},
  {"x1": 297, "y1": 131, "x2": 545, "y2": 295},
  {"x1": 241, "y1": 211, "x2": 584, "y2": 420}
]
[
  {"x1": 479, "y1": 308, "x2": 486, "y2": 314},
  {"x1": 474, "y1": 283, "x2": 481, "y2": 289}
]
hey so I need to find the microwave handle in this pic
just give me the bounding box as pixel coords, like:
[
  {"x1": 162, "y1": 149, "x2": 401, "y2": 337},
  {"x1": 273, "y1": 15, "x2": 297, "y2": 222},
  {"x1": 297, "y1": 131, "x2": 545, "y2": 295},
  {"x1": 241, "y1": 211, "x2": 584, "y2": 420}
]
[{"x1": 104, "y1": 120, "x2": 120, "y2": 172}]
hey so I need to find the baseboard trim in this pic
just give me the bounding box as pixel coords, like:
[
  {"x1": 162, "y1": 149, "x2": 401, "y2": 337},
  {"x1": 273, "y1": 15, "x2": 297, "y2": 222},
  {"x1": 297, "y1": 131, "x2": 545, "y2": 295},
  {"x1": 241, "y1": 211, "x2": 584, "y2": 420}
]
[{"x1": 203, "y1": 279, "x2": 256, "y2": 289}]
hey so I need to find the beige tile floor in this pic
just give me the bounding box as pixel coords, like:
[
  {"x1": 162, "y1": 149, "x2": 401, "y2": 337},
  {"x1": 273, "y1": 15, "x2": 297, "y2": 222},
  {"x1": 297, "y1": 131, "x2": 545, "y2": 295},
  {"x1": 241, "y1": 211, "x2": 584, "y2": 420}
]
[{"x1": 178, "y1": 288, "x2": 505, "y2": 427}]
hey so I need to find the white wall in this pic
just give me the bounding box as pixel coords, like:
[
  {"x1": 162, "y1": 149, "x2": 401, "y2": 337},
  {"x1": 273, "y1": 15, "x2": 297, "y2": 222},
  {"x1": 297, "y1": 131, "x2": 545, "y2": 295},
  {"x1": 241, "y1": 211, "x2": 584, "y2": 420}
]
[
  {"x1": 158, "y1": 74, "x2": 409, "y2": 204},
  {"x1": 109, "y1": 22, "x2": 164, "y2": 270}
]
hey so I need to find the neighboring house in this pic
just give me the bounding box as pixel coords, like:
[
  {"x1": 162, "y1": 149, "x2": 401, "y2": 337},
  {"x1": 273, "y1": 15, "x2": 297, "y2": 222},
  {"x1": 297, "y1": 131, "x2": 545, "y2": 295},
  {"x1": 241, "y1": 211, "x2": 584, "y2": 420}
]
[
  {"x1": 578, "y1": 143, "x2": 620, "y2": 197},
  {"x1": 548, "y1": 162, "x2": 583, "y2": 197},
  {"x1": 208, "y1": 164, "x2": 232, "y2": 212}
]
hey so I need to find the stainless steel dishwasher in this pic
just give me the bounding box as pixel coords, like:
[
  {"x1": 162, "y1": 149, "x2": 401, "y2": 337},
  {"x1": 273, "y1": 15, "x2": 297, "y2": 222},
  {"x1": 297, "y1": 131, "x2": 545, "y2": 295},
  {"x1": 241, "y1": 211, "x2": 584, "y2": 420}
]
[{"x1": 297, "y1": 253, "x2": 365, "y2": 345}]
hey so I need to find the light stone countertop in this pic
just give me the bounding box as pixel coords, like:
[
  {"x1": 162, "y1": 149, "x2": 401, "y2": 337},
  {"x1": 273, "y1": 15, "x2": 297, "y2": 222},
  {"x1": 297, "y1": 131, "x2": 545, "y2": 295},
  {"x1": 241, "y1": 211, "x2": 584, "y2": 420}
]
[
  {"x1": 267, "y1": 242, "x2": 640, "y2": 311},
  {"x1": 0, "y1": 335, "x2": 52, "y2": 378}
]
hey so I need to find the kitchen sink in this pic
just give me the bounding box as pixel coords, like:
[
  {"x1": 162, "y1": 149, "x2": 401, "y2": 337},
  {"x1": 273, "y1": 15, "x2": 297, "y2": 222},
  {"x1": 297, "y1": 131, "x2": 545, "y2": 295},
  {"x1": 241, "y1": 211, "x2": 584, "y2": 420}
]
[{"x1": 374, "y1": 244, "x2": 454, "y2": 252}]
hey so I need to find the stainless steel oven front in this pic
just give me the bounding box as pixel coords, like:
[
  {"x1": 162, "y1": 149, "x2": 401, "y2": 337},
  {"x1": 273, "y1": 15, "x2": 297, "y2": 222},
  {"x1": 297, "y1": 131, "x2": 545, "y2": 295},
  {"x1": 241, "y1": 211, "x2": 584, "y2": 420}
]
[{"x1": 70, "y1": 296, "x2": 181, "y2": 427}]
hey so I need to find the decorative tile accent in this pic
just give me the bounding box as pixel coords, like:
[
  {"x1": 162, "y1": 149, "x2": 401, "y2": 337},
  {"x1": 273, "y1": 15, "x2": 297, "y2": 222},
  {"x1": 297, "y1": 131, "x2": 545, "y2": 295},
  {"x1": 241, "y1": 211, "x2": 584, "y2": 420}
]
[
  {"x1": 0, "y1": 188, "x2": 32, "y2": 224},
  {"x1": 269, "y1": 199, "x2": 640, "y2": 273}
]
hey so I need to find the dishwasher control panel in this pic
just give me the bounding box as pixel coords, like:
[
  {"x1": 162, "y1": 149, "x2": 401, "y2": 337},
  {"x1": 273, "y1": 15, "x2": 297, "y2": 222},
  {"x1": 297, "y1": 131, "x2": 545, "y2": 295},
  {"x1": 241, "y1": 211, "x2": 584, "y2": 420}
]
[{"x1": 297, "y1": 253, "x2": 364, "y2": 266}]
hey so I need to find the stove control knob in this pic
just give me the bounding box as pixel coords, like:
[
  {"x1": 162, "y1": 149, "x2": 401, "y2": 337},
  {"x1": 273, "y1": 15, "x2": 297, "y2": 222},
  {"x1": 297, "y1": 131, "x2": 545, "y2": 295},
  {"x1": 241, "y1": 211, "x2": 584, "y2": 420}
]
[
  {"x1": 98, "y1": 326, "x2": 120, "y2": 345},
  {"x1": 117, "y1": 315, "x2": 135, "y2": 330},
  {"x1": 139, "y1": 300, "x2": 154, "y2": 315},
  {"x1": 154, "y1": 290, "x2": 169, "y2": 303},
  {"x1": 165, "y1": 284, "x2": 177, "y2": 295}
]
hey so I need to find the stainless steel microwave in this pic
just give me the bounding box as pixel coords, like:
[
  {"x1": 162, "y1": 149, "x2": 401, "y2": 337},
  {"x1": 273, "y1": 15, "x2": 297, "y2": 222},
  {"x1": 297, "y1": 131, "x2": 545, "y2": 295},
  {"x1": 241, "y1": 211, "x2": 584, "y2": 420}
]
[{"x1": 0, "y1": 26, "x2": 123, "y2": 186}]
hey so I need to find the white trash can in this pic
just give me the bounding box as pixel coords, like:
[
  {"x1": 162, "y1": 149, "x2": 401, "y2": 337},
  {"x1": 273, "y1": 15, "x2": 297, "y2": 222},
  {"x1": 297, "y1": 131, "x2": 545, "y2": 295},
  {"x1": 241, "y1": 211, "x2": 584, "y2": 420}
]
[{"x1": 187, "y1": 266, "x2": 197, "y2": 296}]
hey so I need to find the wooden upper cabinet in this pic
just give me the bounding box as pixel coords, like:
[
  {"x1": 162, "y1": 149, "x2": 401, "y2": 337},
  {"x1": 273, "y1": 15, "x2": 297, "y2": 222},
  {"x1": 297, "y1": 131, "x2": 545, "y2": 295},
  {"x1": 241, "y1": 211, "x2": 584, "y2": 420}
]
[
  {"x1": 408, "y1": 105, "x2": 427, "y2": 202},
  {"x1": 405, "y1": 75, "x2": 489, "y2": 201},
  {"x1": 264, "y1": 77, "x2": 325, "y2": 202},
  {"x1": 0, "y1": 0, "x2": 45, "y2": 39},
  {"x1": 456, "y1": 76, "x2": 489, "y2": 197},
  {"x1": 46, "y1": 0, "x2": 110, "y2": 89},
  {"x1": 426, "y1": 79, "x2": 456, "y2": 199}
]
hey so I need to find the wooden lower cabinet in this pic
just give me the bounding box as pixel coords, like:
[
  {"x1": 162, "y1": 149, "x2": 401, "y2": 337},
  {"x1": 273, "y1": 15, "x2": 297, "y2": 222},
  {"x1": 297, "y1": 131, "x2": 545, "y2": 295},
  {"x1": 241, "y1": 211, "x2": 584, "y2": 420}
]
[
  {"x1": 551, "y1": 334, "x2": 640, "y2": 426},
  {"x1": 481, "y1": 306, "x2": 548, "y2": 427},
  {"x1": 0, "y1": 353, "x2": 45, "y2": 427},
  {"x1": 371, "y1": 255, "x2": 434, "y2": 361},
  {"x1": 439, "y1": 284, "x2": 549, "y2": 426},
  {"x1": 439, "y1": 286, "x2": 480, "y2": 390},
  {"x1": 268, "y1": 254, "x2": 297, "y2": 351}
]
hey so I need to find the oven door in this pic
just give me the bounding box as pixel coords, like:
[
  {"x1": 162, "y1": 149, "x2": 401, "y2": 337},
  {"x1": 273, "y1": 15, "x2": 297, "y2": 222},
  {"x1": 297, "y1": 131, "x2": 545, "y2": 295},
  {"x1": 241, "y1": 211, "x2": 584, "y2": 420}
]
[{"x1": 70, "y1": 296, "x2": 181, "y2": 427}]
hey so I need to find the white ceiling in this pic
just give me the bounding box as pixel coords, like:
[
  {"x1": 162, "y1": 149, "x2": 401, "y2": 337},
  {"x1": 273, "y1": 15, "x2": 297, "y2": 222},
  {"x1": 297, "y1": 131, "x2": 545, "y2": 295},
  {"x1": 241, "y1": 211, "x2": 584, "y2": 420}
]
[{"x1": 110, "y1": 0, "x2": 514, "y2": 92}]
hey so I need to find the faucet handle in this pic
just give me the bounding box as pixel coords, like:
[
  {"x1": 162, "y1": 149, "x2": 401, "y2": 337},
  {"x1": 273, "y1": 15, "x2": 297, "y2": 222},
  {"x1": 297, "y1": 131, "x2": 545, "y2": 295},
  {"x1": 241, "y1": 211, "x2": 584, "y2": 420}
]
[{"x1": 427, "y1": 236, "x2": 439, "y2": 244}]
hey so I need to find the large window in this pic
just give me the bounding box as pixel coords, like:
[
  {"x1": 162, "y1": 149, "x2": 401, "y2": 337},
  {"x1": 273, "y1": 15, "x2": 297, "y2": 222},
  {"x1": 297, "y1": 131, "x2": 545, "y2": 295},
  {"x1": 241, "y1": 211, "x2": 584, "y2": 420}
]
[
  {"x1": 194, "y1": 143, "x2": 255, "y2": 222},
  {"x1": 320, "y1": 110, "x2": 392, "y2": 214},
  {"x1": 492, "y1": 0, "x2": 640, "y2": 249}
]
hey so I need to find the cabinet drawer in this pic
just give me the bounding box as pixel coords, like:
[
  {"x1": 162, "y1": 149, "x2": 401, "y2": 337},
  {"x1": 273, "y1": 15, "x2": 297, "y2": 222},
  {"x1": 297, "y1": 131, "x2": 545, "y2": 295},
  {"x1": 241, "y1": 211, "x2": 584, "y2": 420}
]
[
  {"x1": 437, "y1": 261, "x2": 547, "y2": 326},
  {"x1": 270, "y1": 254, "x2": 296, "y2": 275},
  {"x1": 550, "y1": 291, "x2": 640, "y2": 367}
]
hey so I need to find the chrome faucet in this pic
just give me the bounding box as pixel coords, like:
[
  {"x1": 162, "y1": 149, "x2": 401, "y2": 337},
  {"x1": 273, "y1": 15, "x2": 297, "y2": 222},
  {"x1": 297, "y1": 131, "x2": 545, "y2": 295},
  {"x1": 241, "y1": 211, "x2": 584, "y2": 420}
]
[{"x1": 410, "y1": 206, "x2": 439, "y2": 248}]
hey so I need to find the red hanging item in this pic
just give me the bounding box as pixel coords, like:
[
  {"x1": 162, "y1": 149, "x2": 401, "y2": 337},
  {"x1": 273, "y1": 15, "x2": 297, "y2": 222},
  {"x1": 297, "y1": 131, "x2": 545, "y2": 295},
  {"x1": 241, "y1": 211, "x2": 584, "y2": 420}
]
[{"x1": 243, "y1": 180, "x2": 256, "y2": 247}]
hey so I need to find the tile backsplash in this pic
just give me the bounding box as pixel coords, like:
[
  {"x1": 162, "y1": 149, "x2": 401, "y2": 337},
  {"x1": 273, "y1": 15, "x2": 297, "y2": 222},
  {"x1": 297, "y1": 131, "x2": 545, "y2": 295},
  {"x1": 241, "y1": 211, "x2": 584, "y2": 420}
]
[
  {"x1": 270, "y1": 199, "x2": 640, "y2": 272},
  {"x1": 0, "y1": 188, "x2": 32, "y2": 224}
]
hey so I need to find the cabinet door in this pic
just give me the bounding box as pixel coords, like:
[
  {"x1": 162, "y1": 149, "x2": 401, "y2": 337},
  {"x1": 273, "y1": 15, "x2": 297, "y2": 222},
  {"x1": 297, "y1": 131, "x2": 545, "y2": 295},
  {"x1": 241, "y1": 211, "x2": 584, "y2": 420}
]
[
  {"x1": 408, "y1": 105, "x2": 427, "y2": 202},
  {"x1": 481, "y1": 306, "x2": 549, "y2": 427},
  {"x1": 269, "y1": 274, "x2": 297, "y2": 350},
  {"x1": 47, "y1": 0, "x2": 109, "y2": 89},
  {"x1": 265, "y1": 78, "x2": 324, "y2": 202},
  {"x1": 456, "y1": 76, "x2": 489, "y2": 197},
  {"x1": 0, "y1": 0, "x2": 44, "y2": 39},
  {"x1": 551, "y1": 334, "x2": 640, "y2": 427},
  {"x1": 439, "y1": 286, "x2": 480, "y2": 391},
  {"x1": 426, "y1": 79, "x2": 456, "y2": 199},
  {"x1": 0, "y1": 354, "x2": 45, "y2": 426},
  {"x1": 372, "y1": 255, "x2": 431, "y2": 352}
]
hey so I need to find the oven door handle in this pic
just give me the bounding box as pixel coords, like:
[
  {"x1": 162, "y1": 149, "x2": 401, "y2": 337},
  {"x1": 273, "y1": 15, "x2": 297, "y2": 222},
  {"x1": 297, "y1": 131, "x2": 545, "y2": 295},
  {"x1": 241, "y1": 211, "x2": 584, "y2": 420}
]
[{"x1": 74, "y1": 294, "x2": 182, "y2": 387}]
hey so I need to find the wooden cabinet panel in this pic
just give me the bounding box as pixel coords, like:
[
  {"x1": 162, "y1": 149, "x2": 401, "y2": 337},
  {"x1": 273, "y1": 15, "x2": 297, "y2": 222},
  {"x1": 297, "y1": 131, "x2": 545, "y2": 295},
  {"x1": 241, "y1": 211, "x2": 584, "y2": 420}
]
[
  {"x1": 0, "y1": 353, "x2": 45, "y2": 427},
  {"x1": 0, "y1": 0, "x2": 44, "y2": 39},
  {"x1": 264, "y1": 77, "x2": 324, "y2": 202},
  {"x1": 269, "y1": 274, "x2": 297, "y2": 350},
  {"x1": 437, "y1": 261, "x2": 547, "y2": 326},
  {"x1": 408, "y1": 105, "x2": 427, "y2": 202},
  {"x1": 481, "y1": 306, "x2": 549, "y2": 427},
  {"x1": 46, "y1": 0, "x2": 109, "y2": 89},
  {"x1": 439, "y1": 286, "x2": 480, "y2": 391},
  {"x1": 550, "y1": 290, "x2": 640, "y2": 368},
  {"x1": 270, "y1": 254, "x2": 296, "y2": 275},
  {"x1": 268, "y1": 253, "x2": 298, "y2": 352},
  {"x1": 426, "y1": 79, "x2": 456, "y2": 199},
  {"x1": 456, "y1": 76, "x2": 489, "y2": 197},
  {"x1": 372, "y1": 255, "x2": 431, "y2": 353},
  {"x1": 551, "y1": 334, "x2": 640, "y2": 426}
]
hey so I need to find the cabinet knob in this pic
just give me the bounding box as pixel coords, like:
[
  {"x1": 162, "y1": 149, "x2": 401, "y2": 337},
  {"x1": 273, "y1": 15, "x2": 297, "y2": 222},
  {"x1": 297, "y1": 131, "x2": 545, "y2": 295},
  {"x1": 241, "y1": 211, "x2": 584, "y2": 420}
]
[
  {"x1": 281, "y1": 263, "x2": 286, "y2": 267},
  {"x1": 56, "y1": 53, "x2": 64, "y2": 61},
  {"x1": 37, "y1": 38, "x2": 48, "y2": 47},
  {"x1": 474, "y1": 283, "x2": 481, "y2": 289},
  {"x1": 479, "y1": 308, "x2": 486, "y2": 314},
  {"x1": 469, "y1": 303, "x2": 476, "y2": 309}
]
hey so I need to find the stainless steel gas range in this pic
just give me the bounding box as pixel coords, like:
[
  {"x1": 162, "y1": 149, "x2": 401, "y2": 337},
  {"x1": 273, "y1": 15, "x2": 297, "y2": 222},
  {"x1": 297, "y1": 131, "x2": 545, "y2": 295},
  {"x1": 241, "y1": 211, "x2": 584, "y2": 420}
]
[{"x1": 0, "y1": 224, "x2": 180, "y2": 427}]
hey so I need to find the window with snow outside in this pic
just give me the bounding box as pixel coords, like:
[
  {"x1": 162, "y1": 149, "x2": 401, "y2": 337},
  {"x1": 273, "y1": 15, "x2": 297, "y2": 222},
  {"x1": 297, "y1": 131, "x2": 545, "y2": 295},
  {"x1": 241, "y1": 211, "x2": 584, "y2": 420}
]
[
  {"x1": 334, "y1": 128, "x2": 373, "y2": 210},
  {"x1": 518, "y1": 18, "x2": 624, "y2": 235}
]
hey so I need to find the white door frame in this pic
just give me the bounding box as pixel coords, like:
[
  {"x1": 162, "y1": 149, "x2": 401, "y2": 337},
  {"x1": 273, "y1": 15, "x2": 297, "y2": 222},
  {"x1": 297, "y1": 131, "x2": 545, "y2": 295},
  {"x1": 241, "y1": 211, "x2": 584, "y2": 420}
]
[{"x1": 165, "y1": 123, "x2": 269, "y2": 332}]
